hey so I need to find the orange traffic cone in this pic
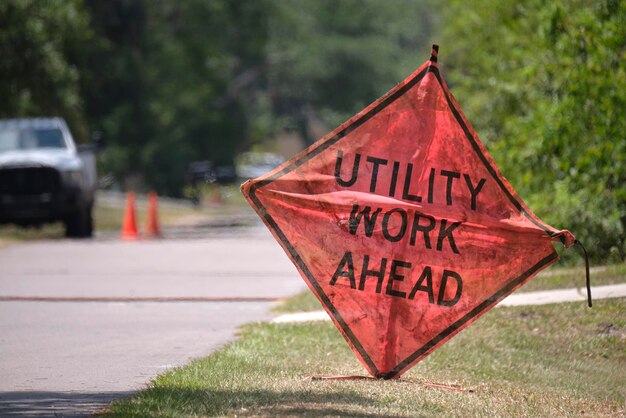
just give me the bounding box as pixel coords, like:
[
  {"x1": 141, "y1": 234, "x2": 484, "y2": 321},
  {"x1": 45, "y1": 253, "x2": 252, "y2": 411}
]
[
  {"x1": 145, "y1": 191, "x2": 161, "y2": 238},
  {"x1": 209, "y1": 185, "x2": 223, "y2": 205},
  {"x1": 121, "y1": 192, "x2": 140, "y2": 240}
]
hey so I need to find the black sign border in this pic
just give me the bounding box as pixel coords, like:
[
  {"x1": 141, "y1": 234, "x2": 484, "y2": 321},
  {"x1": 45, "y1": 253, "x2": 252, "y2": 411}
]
[{"x1": 247, "y1": 60, "x2": 558, "y2": 379}]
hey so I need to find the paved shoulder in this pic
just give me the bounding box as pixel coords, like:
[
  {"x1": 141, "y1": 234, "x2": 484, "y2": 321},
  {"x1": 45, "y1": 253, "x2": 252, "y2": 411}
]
[{"x1": 0, "y1": 226, "x2": 305, "y2": 417}]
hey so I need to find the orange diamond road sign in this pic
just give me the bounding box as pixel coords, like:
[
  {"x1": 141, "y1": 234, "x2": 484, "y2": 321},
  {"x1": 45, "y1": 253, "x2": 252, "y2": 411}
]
[{"x1": 241, "y1": 45, "x2": 577, "y2": 379}]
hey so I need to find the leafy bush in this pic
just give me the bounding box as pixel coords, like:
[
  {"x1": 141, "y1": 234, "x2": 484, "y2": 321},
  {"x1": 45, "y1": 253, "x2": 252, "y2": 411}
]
[{"x1": 442, "y1": 0, "x2": 625, "y2": 261}]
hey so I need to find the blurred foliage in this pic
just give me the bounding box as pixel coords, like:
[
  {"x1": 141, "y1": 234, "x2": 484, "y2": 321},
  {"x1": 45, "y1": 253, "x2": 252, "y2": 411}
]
[
  {"x1": 1, "y1": 0, "x2": 623, "y2": 262},
  {"x1": 0, "y1": 0, "x2": 92, "y2": 141},
  {"x1": 82, "y1": 0, "x2": 435, "y2": 195},
  {"x1": 442, "y1": 0, "x2": 625, "y2": 261},
  {"x1": 0, "y1": 0, "x2": 436, "y2": 195},
  {"x1": 83, "y1": 0, "x2": 270, "y2": 194},
  {"x1": 266, "y1": 0, "x2": 436, "y2": 143}
]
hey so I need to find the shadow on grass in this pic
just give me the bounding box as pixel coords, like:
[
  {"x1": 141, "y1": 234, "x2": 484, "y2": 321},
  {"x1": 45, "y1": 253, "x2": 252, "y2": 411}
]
[
  {"x1": 109, "y1": 386, "x2": 417, "y2": 417},
  {"x1": 0, "y1": 390, "x2": 135, "y2": 417}
]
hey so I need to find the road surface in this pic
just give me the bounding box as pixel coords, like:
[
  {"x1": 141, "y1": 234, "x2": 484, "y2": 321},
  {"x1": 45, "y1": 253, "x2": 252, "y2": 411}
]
[{"x1": 0, "y1": 224, "x2": 305, "y2": 417}]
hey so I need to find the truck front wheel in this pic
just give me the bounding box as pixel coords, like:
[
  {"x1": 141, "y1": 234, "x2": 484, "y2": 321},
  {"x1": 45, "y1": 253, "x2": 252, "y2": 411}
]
[{"x1": 65, "y1": 203, "x2": 93, "y2": 238}]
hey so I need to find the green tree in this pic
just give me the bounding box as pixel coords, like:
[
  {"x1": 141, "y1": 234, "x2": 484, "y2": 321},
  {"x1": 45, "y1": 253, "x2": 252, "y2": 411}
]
[
  {"x1": 82, "y1": 0, "x2": 154, "y2": 188},
  {"x1": 442, "y1": 0, "x2": 625, "y2": 261},
  {"x1": 141, "y1": 0, "x2": 270, "y2": 194},
  {"x1": 0, "y1": 0, "x2": 91, "y2": 140},
  {"x1": 84, "y1": 0, "x2": 270, "y2": 195},
  {"x1": 266, "y1": 0, "x2": 436, "y2": 144},
  {"x1": 84, "y1": 0, "x2": 437, "y2": 195}
]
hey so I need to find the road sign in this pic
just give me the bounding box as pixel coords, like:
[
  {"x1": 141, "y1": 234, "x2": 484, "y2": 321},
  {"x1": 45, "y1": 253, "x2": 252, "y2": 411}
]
[{"x1": 242, "y1": 45, "x2": 576, "y2": 379}]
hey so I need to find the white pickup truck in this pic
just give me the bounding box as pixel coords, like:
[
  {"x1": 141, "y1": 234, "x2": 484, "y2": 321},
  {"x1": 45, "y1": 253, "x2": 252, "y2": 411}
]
[{"x1": 0, "y1": 118, "x2": 101, "y2": 237}]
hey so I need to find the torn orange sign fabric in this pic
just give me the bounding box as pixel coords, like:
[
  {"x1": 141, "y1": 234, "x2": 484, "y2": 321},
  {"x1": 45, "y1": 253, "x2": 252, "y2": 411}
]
[{"x1": 241, "y1": 45, "x2": 575, "y2": 379}]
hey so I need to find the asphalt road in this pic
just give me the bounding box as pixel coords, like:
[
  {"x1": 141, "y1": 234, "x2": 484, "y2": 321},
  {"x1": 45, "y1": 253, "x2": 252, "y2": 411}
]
[{"x1": 0, "y1": 224, "x2": 305, "y2": 417}]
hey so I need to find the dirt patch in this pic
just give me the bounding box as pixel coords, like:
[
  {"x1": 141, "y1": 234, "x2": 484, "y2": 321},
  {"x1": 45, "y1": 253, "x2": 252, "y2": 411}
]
[{"x1": 597, "y1": 323, "x2": 624, "y2": 337}]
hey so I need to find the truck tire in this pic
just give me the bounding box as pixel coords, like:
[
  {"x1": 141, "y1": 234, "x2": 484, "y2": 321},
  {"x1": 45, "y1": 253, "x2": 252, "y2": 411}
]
[{"x1": 65, "y1": 203, "x2": 93, "y2": 238}]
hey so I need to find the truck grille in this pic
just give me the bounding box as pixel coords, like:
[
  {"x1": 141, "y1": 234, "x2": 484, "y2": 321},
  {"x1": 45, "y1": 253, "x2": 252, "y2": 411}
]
[{"x1": 0, "y1": 167, "x2": 61, "y2": 195}]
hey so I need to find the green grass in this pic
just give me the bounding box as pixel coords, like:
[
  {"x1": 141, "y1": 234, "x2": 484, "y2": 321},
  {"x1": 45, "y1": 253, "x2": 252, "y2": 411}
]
[
  {"x1": 0, "y1": 185, "x2": 249, "y2": 243},
  {"x1": 0, "y1": 203, "x2": 198, "y2": 242},
  {"x1": 92, "y1": 199, "x2": 208, "y2": 232},
  {"x1": 104, "y1": 297, "x2": 625, "y2": 417},
  {"x1": 273, "y1": 289, "x2": 325, "y2": 313},
  {"x1": 524, "y1": 263, "x2": 626, "y2": 292},
  {"x1": 0, "y1": 223, "x2": 66, "y2": 243}
]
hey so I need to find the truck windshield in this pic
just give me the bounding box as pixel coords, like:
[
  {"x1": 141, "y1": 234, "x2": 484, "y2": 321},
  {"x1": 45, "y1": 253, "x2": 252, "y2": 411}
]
[{"x1": 0, "y1": 127, "x2": 67, "y2": 152}]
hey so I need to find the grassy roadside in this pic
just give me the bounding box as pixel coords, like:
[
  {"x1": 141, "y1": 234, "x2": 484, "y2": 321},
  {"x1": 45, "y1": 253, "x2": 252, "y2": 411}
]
[
  {"x1": 275, "y1": 263, "x2": 626, "y2": 314},
  {"x1": 103, "y1": 292, "x2": 625, "y2": 416},
  {"x1": 0, "y1": 185, "x2": 249, "y2": 244},
  {"x1": 0, "y1": 202, "x2": 198, "y2": 244},
  {"x1": 523, "y1": 263, "x2": 626, "y2": 293}
]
